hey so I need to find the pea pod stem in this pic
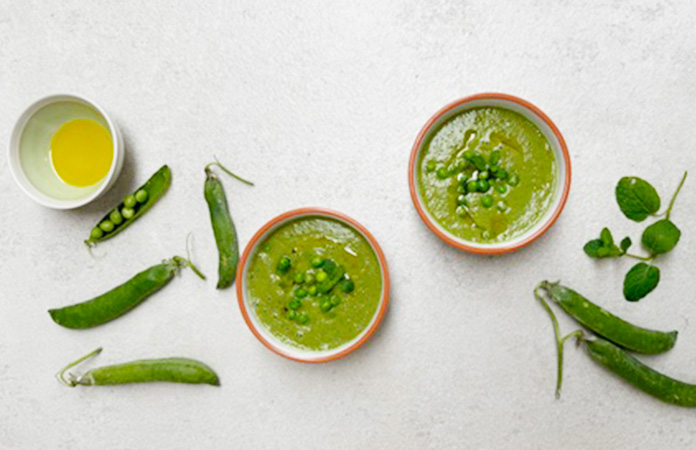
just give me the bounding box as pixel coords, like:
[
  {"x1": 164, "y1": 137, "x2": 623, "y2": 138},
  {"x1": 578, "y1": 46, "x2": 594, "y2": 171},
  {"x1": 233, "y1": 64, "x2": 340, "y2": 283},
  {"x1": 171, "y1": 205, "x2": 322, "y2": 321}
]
[
  {"x1": 57, "y1": 347, "x2": 103, "y2": 387},
  {"x1": 206, "y1": 157, "x2": 254, "y2": 186},
  {"x1": 172, "y1": 256, "x2": 206, "y2": 281},
  {"x1": 535, "y1": 284, "x2": 582, "y2": 398}
]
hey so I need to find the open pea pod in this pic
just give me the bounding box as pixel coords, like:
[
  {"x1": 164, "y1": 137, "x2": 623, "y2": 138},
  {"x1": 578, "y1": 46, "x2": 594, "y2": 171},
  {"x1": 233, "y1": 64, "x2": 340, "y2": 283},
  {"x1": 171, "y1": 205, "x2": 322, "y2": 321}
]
[{"x1": 85, "y1": 165, "x2": 171, "y2": 246}]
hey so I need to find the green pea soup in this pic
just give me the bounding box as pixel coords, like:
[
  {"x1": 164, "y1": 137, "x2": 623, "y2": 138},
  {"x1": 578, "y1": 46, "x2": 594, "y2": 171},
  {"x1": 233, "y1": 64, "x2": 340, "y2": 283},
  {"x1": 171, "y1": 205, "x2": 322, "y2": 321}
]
[
  {"x1": 417, "y1": 106, "x2": 557, "y2": 244},
  {"x1": 245, "y1": 216, "x2": 383, "y2": 352}
]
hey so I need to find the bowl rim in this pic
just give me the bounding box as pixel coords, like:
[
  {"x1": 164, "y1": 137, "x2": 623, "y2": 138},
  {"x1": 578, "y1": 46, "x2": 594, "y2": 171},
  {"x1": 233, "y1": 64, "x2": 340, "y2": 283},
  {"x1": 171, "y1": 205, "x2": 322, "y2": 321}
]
[
  {"x1": 408, "y1": 92, "x2": 572, "y2": 254},
  {"x1": 7, "y1": 92, "x2": 123, "y2": 210},
  {"x1": 235, "y1": 207, "x2": 390, "y2": 363}
]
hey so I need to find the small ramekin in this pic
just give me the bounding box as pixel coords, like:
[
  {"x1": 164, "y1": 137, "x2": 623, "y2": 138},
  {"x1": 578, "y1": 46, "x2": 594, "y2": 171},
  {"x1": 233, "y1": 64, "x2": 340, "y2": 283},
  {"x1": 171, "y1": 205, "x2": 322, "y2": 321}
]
[
  {"x1": 8, "y1": 93, "x2": 125, "y2": 209},
  {"x1": 408, "y1": 93, "x2": 571, "y2": 254},
  {"x1": 236, "y1": 208, "x2": 390, "y2": 363}
]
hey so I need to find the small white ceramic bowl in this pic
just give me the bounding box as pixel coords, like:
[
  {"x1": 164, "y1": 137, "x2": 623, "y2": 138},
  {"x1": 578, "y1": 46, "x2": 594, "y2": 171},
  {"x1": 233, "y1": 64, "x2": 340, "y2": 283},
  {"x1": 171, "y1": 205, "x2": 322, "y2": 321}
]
[
  {"x1": 8, "y1": 94, "x2": 125, "y2": 209},
  {"x1": 236, "y1": 208, "x2": 390, "y2": 363},
  {"x1": 409, "y1": 93, "x2": 571, "y2": 254}
]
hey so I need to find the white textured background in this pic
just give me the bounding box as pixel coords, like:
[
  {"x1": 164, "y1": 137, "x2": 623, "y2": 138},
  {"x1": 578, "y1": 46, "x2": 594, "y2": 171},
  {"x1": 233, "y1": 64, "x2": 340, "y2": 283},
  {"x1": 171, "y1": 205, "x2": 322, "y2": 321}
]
[{"x1": 2, "y1": 1, "x2": 696, "y2": 448}]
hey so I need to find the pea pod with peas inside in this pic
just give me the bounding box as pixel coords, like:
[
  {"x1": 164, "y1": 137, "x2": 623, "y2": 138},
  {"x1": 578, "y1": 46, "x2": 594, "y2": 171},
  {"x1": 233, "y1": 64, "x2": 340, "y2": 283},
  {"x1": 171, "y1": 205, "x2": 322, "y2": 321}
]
[
  {"x1": 85, "y1": 165, "x2": 171, "y2": 246},
  {"x1": 583, "y1": 337, "x2": 696, "y2": 407},
  {"x1": 57, "y1": 348, "x2": 220, "y2": 387},
  {"x1": 204, "y1": 160, "x2": 253, "y2": 289},
  {"x1": 536, "y1": 281, "x2": 677, "y2": 354},
  {"x1": 48, "y1": 256, "x2": 205, "y2": 329}
]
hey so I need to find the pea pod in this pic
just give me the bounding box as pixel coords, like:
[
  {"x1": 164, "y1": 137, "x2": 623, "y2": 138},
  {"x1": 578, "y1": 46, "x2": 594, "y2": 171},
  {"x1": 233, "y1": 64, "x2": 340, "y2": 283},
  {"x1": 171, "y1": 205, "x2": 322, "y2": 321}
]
[
  {"x1": 48, "y1": 256, "x2": 205, "y2": 329},
  {"x1": 585, "y1": 337, "x2": 696, "y2": 407},
  {"x1": 86, "y1": 165, "x2": 171, "y2": 246},
  {"x1": 538, "y1": 281, "x2": 677, "y2": 354},
  {"x1": 204, "y1": 160, "x2": 253, "y2": 289},
  {"x1": 57, "y1": 348, "x2": 220, "y2": 387}
]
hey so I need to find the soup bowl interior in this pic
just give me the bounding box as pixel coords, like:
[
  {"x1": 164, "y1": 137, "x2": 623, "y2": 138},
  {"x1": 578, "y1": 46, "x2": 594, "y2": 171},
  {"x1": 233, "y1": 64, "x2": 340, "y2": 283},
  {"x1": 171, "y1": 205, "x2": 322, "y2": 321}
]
[
  {"x1": 409, "y1": 93, "x2": 571, "y2": 254},
  {"x1": 236, "y1": 208, "x2": 390, "y2": 363}
]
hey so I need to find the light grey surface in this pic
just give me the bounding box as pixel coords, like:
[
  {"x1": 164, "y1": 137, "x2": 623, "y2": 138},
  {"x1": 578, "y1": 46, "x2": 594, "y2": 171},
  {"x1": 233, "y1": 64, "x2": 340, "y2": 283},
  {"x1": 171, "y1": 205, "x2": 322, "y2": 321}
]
[{"x1": 2, "y1": 1, "x2": 696, "y2": 448}]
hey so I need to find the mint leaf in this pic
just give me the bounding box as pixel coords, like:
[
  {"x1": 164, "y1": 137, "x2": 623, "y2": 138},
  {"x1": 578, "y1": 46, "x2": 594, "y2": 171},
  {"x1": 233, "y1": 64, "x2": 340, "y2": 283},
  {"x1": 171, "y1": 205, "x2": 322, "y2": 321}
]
[
  {"x1": 620, "y1": 237, "x2": 632, "y2": 252},
  {"x1": 600, "y1": 227, "x2": 614, "y2": 246},
  {"x1": 583, "y1": 239, "x2": 604, "y2": 258},
  {"x1": 616, "y1": 177, "x2": 661, "y2": 222},
  {"x1": 642, "y1": 219, "x2": 681, "y2": 255},
  {"x1": 623, "y1": 263, "x2": 660, "y2": 301}
]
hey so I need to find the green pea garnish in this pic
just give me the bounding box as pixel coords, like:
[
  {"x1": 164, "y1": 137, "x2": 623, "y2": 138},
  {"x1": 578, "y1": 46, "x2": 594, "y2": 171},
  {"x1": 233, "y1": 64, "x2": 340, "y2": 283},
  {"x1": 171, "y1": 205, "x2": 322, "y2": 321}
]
[
  {"x1": 277, "y1": 256, "x2": 291, "y2": 273},
  {"x1": 481, "y1": 194, "x2": 494, "y2": 208}
]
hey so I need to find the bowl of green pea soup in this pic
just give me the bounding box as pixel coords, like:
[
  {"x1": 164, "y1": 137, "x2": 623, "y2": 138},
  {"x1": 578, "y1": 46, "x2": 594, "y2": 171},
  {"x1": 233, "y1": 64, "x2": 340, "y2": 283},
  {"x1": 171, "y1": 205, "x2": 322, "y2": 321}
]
[
  {"x1": 409, "y1": 93, "x2": 571, "y2": 254},
  {"x1": 236, "y1": 208, "x2": 390, "y2": 362}
]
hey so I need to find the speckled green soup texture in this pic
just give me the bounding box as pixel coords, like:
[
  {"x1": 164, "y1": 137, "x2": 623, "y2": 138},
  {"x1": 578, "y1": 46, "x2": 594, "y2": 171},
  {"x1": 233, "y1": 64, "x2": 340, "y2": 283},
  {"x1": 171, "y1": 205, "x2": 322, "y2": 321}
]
[
  {"x1": 417, "y1": 106, "x2": 557, "y2": 244},
  {"x1": 246, "y1": 216, "x2": 383, "y2": 352}
]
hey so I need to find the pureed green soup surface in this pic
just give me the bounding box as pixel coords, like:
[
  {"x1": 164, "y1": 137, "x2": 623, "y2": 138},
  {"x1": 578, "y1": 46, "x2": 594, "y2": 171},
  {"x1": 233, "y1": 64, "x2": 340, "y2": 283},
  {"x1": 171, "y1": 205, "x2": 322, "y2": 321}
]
[
  {"x1": 417, "y1": 107, "x2": 557, "y2": 243},
  {"x1": 246, "y1": 216, "x2": 383, "y2": 352}
]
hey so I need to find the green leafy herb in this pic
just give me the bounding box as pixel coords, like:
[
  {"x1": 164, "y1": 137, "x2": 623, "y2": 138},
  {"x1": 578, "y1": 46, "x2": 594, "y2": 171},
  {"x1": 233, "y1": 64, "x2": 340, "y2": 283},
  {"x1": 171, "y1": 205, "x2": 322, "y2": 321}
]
[
  {"x1": 623, "y1": 263, "x2": 660, "y2": 302},
  {"x1": 615, "y1": 177, "x2": 661, "y2": 222},
  {"x1": 584, "y1": 172, "x2": 687, "y2": 302},
  {"x1": 642, "y1": 219, "x2": 681, "y2": 255},
  {"x1": 583, "y1": 228, "x2": 629, "y2": 259}
]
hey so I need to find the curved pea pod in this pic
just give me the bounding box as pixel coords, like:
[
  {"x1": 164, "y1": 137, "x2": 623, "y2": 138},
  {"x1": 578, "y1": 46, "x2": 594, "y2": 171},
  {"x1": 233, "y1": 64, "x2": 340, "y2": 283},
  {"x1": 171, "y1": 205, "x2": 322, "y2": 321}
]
[
  {"x1": 48, "y1": 256, "x2": 204, "y2": 329},
  {"x1": 538, "y1": 281, "x2": 677, "y2": 354},
  {"x1": 539, "y1": 281, "x2": 677, "y2": 354},
  {"x1": 58, "y1": 348, "x2": 220, "y2": 387},
  {"x1": 203, "y1": 161, "x2": 253, "y2": 289},
  {"x1": 585, "y1": 338, "x2": 696, "y2": 407},
  {"x1": 85, "y1": 165, "x2": 171, "y2": 246}
]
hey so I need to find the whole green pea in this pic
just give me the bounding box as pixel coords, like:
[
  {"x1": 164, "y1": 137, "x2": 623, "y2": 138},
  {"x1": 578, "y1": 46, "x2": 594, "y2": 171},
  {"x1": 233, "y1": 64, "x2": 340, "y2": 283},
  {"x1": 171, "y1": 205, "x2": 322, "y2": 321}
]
[
  {"x1": 497, "y1": 169, "x2": 509, "y2": 180},
  {"x1": 121, "y1": 207, "x2": 135, "y2": 219},
  {"x1": 316, "y1": 270, "x2": 328, "y2": 282},
  {"x1": 426, "y1": 160, "x2": 437, "y2": 172},
  {"x1": 481, "y1": 194, "x2": 494, "y2": 208},
  {"x1": 277, "y1": 256, "x2": 291, "y2": 273},
  {"x1": 287, "y1": 310, "x2": 298, "y2": 320},
  {"x1": 295, "y1": 287, "x2": 308, "y2": 298},
  {"x1": 478, "y1": 170, "x2": 489, "y2": 180},
  {"x1": 338, "y1": 278, "x2": 355, "y2": 293},
  {"x1": 298, "y1": 312, "x2": 310, "y2": 324},
  {"x1": 311, "y1": 256, "x2": 324, "y2": 268},
  {"x1": 508, "y1": 174, "x2": 519, "y2": 186},
  {"x1": 455, "y1": 205, "x2": 467, "y2": 217},
  {"x1": 456, "y1": 172, "x2": 468, "y2": 184},
  {"x1": 436, "y1": 167, "x2": 449, "y2": 179},
  {"x1": 99, "y1": 220, "x2": 115, "y2": 233},
  {"x1": 330, "y1": 295, "x2": 341, "y2": 306},
  {"x1": 466, "y1": 180, "x2": 478, "y2": 193},
  {"x1": 123, "y1": 195, "x2": 137, "y2": 209},
  {"x1": 477, "y1": 179, "x2": 490, "y2": 192},
  {"x1": 307, "y1": 285, "x2": 318, "y2": 296},
  {"x1": 294, "y1": 272, "x2": 306, "y2": 284},
  {"x1": 90, "y1": 227, "x2": 104, "y2": 240},
  {"x1": 109, "y1": 210, "x2": 123, "y2": 226},
  {"x1": 305, "y1": 273, "x2": 315, "y2": 285},
  {"x1": 320, "y1": 300, "x2": 332, "y2": 312},
  {"x1": 457, "y1": 194, "x2": 468, "y2": 206},
  {"x1": 496, "y1": 184, "x2": 508, "y2": 194},
  {"x1": 135, "y1": 189, "x2": 149, "y2": 203},
  {"x1": 288, "y1": 299, "x2": 301, "y2": 310},
  {"x1": 490, "y1": 150, "x2": 501, "y2": 165}
]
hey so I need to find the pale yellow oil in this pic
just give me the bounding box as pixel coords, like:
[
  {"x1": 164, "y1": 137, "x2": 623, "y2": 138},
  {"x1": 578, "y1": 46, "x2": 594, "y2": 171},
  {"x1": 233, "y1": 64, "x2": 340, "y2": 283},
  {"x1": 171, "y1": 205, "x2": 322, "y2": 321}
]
[{"x1": 50, "y1": 119, "x2": 113, "y2": 187}]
